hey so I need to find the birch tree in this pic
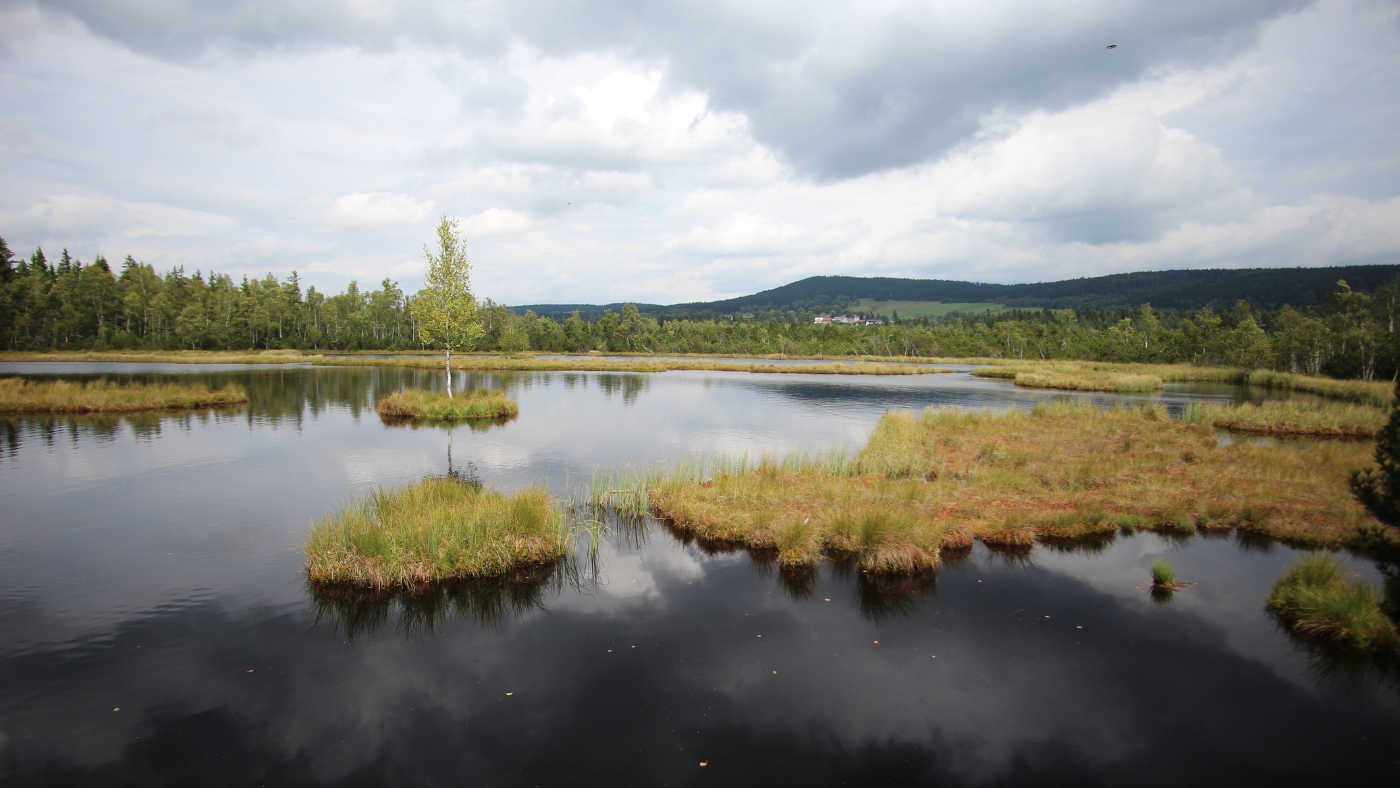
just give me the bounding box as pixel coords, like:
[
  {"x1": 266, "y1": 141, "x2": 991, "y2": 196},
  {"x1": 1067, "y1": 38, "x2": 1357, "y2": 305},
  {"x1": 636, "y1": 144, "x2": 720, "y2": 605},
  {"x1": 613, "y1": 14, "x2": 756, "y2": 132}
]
[{"x1": 410, "y1": 216, "x2": 482, "y2": 396}]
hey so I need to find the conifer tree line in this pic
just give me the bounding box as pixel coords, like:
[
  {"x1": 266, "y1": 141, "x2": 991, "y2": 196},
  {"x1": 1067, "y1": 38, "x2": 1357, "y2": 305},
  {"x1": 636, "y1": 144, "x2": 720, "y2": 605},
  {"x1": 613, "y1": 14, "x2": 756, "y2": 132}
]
[{"x1": 3, "y1": 235, "x2": 1400, "y2": 380}]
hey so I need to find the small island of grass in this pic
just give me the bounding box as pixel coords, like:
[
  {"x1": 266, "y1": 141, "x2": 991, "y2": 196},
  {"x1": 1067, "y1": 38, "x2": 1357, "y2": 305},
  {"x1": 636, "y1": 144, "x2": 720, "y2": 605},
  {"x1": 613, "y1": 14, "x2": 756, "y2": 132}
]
[
  {"x1": 0, "y1": 377, "x2": 249, "y2": 412},
  {"x1": 304, "y1": 478, "x2": 566, "y2": 587},
  {"x1": 1267, "y1": 553, "x2": 1398, "y2": 652},
  {"x1": 376, "y1": 388, "x2": 518, "y2": 420}
]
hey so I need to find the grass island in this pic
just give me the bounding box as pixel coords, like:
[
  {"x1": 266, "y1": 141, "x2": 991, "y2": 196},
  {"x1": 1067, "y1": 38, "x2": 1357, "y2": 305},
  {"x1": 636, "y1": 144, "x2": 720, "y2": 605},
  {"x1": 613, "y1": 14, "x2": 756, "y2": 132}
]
[
  {"x1": 376, "y1": 388, "x2": 519, "y2": 421},
  {"x1": 0, "y1": 377, "x2": 249, "y2": 413}
]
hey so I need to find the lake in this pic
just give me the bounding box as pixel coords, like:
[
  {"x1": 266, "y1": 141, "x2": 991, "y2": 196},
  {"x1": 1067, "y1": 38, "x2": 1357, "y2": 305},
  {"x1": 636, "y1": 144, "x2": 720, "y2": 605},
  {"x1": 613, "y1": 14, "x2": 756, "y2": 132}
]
[{"x1": 1, "y1": 362, "x2": 1396, "y2": 785}]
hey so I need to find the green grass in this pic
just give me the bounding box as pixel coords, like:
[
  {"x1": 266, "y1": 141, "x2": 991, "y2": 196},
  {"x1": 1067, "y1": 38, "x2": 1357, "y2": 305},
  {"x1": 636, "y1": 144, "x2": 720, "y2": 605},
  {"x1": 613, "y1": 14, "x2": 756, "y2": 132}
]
[
  {"x1": 377, "y1": 388, "x2": 519, "y2": 420},
  {"x1": 1182, "y1": 399, "x2": 1386, "y2": 437},
  {"x1": 304, "y1": 478, "x2": 568, "y2": 587},
  {"x1": 0, "y1": 377, "x2": 249, "y2": 412},
  {"x1": 848, "y1": 299, "x2": 1007, "y2": 320},
  {"x1": 1151, "y1": 558, "x2": 1177, "y2": 586},
  {"x1": 1267, "y1": 554, "x2": 1399, "y2": 652}
]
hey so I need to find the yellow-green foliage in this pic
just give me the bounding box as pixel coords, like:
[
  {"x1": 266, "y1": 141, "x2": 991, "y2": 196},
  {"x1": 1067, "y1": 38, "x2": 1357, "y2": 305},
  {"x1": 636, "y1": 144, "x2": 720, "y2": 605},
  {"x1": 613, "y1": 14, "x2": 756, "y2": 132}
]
[
  {"x1": 377, "y1": 388, "x2": 518, "y2": 420},
  {"x1": 1014, "y1": 369, "x2": 1163, "y2": 393},
  {"x1": 0, "y1": 377, "x2": 249, "y2": 412},
  {"x1": 305, "y1": 478, "x2": 566, "y2": 587},
  {"x1": 1267, "y1": 554, "x2": 1399, "y2": 651},
  {"x1": 648, "y1": 402, "x2": 1381, "y2": 572},
  {"x1": 1182, "y1": 399, "x2": 1386, "y2": 437},
  {"x1": 320, "y1": 355, "x2": 954, "y2": 376}
]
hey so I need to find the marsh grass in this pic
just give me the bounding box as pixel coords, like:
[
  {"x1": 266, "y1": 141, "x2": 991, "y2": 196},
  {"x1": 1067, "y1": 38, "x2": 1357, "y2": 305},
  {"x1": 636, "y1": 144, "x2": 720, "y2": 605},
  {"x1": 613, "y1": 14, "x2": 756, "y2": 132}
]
[
  {"x1": 1267, "y1": 554, "x2": 1399, "y2": 652},
  {"x1": 304, "y1": 478, "x2": 570, "y2": 587},
  {"x1": 376, "y1": 388, "x2": 519, "y2": 420},
  {"x1": 0, "y1": 377, "x2": 249, "y2": 412},
  {"x1": 1151, "y1": 558, "x2": 1178, "y2": 587},
  {"x1": 0, "y1": 350, "x2": 306, "y2": 364},
  {"x1": 635, "y1": 401, "x2": 1384, "y2": 574},
  {"x1": 970, "y1": 360, "x2": 1393, "y2": 405},
  {"x1": 1182, "y1": 399, "x2": 1385, "y2": 437}
]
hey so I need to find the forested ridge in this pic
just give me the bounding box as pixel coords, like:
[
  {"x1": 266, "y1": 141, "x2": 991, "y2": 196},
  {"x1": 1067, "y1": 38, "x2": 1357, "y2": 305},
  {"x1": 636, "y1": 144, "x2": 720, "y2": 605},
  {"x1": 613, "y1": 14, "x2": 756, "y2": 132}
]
[{"x1": 4, "y1": 236, "x2": 1400, "y2": 380}]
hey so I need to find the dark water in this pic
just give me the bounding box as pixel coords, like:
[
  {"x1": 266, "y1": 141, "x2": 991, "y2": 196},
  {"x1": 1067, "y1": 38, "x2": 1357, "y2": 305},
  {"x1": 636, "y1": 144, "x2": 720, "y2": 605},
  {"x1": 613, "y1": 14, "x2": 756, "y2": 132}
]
[{"x1": 0, "y1": 364, "x2": 1396, "y2": 785}]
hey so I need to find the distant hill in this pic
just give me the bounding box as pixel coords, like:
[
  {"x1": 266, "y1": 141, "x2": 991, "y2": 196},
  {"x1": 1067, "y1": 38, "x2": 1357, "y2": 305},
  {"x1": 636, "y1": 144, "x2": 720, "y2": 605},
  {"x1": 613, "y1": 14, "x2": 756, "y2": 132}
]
[{"x1": 509, "y1": 265, "x2": 1400, "y2": 317}]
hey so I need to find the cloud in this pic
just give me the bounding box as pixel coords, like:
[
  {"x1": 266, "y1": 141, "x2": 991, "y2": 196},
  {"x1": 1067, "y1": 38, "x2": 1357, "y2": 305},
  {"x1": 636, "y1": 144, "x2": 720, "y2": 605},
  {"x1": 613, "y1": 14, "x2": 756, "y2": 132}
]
[
  {"x1": 461, "y1": 207, "x2": 530, "y2": 237},
  {"x1": 322, "y1": 192, "x2": 433, "y2": 229}
]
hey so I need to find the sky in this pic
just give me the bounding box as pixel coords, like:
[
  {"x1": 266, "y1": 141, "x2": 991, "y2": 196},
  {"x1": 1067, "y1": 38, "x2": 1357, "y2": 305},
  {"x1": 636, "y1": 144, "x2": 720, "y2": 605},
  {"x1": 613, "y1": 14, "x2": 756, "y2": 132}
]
[{"x1": 0, "y1": 0, "x2": 1397, "y2": 305}]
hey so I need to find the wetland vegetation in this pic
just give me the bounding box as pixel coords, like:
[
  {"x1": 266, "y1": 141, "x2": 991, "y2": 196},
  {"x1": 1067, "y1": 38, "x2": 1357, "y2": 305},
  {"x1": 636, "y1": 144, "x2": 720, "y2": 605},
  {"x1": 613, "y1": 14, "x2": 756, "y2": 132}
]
[
  {"x1": 0, "y1": 376, "x2": 248, "y2": 412},
  {"x1": 595, "y1": 402, "x2": 1392, "y2": 573},
  {"x1": 1267, "y1": 554, "x2": 1399, "y2": 652},
  {"x1": 376, "y1": 388, "x2": 519, "y2": 421},
  {"x1": 304, "y1": 477, "x2": 570, "y2": 588}
]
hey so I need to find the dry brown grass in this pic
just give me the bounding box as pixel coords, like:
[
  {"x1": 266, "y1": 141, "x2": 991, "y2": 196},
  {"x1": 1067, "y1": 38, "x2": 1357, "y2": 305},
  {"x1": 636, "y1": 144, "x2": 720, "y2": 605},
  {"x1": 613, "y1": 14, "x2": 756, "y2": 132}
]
[
  {"x1": 647, "y1": 402, "x2": 1382, "y2": 572},
  {"x1": 0, "y1": 377, "x2": 249, "y2": 412}
]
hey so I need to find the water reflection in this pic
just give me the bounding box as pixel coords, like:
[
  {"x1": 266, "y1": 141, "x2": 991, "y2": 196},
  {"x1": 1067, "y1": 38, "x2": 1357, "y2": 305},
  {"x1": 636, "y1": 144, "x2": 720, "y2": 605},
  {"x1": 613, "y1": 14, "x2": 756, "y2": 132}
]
[
  {"x1": 2, "y1": 363, "x2": 1399, "y2": 783},
  {"x1": 308, "y1": 567, "x2": 563, "y2": 640}
]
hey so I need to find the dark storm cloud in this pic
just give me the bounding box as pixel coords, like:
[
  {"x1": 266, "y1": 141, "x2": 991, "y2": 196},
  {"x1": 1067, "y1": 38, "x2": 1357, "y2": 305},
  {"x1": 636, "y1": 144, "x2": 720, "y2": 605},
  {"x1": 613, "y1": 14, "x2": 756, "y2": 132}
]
[{"x1": 20, "y1": 0, "x2": 1313, "y2": 179}]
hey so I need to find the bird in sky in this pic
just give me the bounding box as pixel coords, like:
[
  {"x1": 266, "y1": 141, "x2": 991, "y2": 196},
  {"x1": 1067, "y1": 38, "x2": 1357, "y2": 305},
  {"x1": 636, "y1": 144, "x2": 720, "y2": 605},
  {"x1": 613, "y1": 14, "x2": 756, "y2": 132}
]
[{"x1": 1106, "y1": 44, "x2": 1118, "y2": 49}]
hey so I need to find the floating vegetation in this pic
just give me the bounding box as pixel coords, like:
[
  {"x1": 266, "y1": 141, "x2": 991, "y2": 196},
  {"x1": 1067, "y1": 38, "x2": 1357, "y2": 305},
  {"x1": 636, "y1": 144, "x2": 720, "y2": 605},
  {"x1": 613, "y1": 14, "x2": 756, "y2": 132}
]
[
  {"x1": 1183, "y1": 399, "x2": 1385, "y2": 437},
  {"x1": 304, "y1": 477, "x2": 571, "y2": 587},
  {"x1": 0, "y1": 377, "x2": 249, "y2": 412},
  {"x1": 376, "y1": 388, "x2": 519, "y2": 421},
  {"x1": 1267, "y1": 554, "x2": 1399, "y2": 653}
]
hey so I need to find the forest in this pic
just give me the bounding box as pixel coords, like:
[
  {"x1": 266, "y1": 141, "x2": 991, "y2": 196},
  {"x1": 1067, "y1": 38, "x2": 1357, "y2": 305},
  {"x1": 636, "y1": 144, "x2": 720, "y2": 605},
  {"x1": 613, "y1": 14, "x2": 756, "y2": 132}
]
[{"x1": 2, "y1": 237, "x2": 1399, "y2": 381}]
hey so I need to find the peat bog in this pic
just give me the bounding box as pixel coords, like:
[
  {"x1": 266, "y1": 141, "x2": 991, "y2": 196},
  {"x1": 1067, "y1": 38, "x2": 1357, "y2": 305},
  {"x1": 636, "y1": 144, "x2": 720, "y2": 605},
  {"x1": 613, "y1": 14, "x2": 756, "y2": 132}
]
[{"x1": 1, "y1": 360, "x2": 1398, "y2": 785}]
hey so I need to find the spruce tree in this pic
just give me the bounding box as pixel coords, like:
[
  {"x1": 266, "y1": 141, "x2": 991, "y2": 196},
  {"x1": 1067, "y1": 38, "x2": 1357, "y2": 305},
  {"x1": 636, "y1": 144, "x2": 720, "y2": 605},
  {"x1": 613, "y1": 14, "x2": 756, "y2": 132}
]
[
  {"x1": 0, "y1": 236, "x2": 13, "y2": 283},
  {"x1": 1351, "y1": 378, "x2": 1400, "y2": 530}
]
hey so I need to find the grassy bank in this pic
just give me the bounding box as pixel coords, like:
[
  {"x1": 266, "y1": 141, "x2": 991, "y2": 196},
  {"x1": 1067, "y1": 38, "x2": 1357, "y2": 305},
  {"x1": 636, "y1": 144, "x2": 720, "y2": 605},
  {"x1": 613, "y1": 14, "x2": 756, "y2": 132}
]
[
  {"x1": 1267, "y1": 554, "x2": 1398, "y2": 652},
  {"x1": 377, "y1": 389, "x2": 518, "y2": 420},
  {"x1": 611, "y1": 402, "x2": 1386, "y2": 573},
  {"x1": 0, "y1": 350, "x2": 306, "y2": 364},
  {"x1": 970, "y1": 360, "x2": 1393, "y2": 405},
  {"x1": 316, "y1": 354, "x2": 955, "y2": 376},
  {"x1": 1183, "y1": 400, "x2": 1386, "y2": 437},
  {"x1": 0, "y1": 377, "x2": 249, "y2": 412},
  {"x1": 305, "y1": 478, "x2": 568, "y2": 587},
  {"x1": 972, "y1": 364, "x2": 1163, "y2": 393}
]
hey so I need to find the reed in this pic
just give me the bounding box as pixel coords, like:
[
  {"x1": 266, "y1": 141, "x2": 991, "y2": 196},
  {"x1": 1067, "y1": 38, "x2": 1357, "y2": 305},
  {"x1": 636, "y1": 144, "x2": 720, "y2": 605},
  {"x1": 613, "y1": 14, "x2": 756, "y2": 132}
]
[
  {"x1": 304, "y1": 478, "x2": 568, "y2": 587},
  {"x1": 376, "y1": 388, "x2": 518, "y2": 420},
  {"x1": 1266, "y1": 554, "x2": 1399, "y2": 652},
  {"x1": 1013, "y1": 369, "x2": 1163, "y2": 394},
  {"x1": 0, "y1": 377, "x2": 248, "y2": 412},
  {"x1": 1181, "y1": 399, "x2": 1385, "y2": 437}
]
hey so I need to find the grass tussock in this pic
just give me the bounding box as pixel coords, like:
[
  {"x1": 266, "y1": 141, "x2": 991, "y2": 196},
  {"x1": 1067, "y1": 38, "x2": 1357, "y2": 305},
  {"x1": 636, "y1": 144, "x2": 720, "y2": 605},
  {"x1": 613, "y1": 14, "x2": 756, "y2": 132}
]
[
  {"x1": 318, "y1": 354, "x2": 955, "y2": 377},
  {"x1": 637, "y1": 401, "x2": 1384, "y2": 573},
  {"x1": 1182, "y1": 399, "x2": 1386, "y2": 437},
  {"x1": 376, "y1": 388, "x2": 519, "y2": 420},
  {"x1": 0, "y1": 377, "x2": 248, "y2": 412},
  {"x1": 1267, "y1": 554, "x2": 1399, "y2": 652},
  {"x1": 1151, "y1": 558, "x2": 1178, "y2": 587},
  {"x1": 304, "y1": 478, "x2": 567, "y2": 587}
]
